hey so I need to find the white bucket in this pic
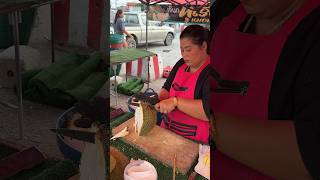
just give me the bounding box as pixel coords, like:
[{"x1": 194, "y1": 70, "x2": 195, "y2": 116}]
[{"x1": 124, "y1": 159, "x2": 157, "y2": 180}]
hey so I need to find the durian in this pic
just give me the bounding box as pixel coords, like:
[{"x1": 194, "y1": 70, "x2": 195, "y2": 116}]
[
  {"x1": 79, "y1": 125, "x2": 106, "y2": 180},
  {"x1": 134, "y1": 102, "x2": 157, "y2": 136}
]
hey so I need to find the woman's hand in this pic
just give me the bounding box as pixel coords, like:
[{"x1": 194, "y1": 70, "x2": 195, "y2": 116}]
[
  {"x1": 154, "y1": 97, "x2": 176, "y2": 114},
  {"x1": 158, "y1": 88, "x2": 169, "y2": 101}
]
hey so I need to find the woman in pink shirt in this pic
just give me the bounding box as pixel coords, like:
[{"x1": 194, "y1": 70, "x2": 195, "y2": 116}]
[
  {"x1": 209, "y1": 0, "x2": 320, "y2": 179},
  {"x1": 155, "y1": 25, "x2": 211, "y2": 144}
]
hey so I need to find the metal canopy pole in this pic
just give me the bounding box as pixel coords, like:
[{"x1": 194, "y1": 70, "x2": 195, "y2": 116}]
[
  {"x1": 145, "y1": 1, "x2": 149, "y2": 51},
  {"x1": 9, "y1": 11, "x2": 24, "y2": 140},
  {"x1": 114, "y1": 65, "x2": 118, "y2": 106},
  {"x1": 145, "y1": 1, "x2": 150, "y2": 88},
  {"x1": 50, "y1": 4, "x2": 55, "y2": 63}
]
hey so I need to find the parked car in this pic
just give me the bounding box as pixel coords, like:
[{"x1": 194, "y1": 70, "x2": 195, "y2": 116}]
[{"x1": 110, "y1": 11, "x2": 175, "y2": 48}]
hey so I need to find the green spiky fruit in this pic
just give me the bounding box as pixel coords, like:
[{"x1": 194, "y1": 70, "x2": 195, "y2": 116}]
[{"x1": 135, "y1": 102, "x2": 157, "y2": 136}]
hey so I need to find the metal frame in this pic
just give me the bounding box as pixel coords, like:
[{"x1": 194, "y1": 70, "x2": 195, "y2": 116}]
[
  {"x1": 138, "y1": 0, "x2": 209, "y2": 90},
  {"x1": 0, "y1": 0, "x2": 62, "y2": 139},
  {"x1": 110, "y1": 49, "x2": 155, "y2": 107}
]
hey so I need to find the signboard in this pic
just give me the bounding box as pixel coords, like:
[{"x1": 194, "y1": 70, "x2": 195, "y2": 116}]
[{"x1": 148, "y1": 5, "x2": 210, "y2": 23}]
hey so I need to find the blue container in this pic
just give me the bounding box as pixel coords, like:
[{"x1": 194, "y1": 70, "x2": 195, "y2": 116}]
[
  {"x1": 55, "y1": 107, "x2": 81, "y2": 165},
  {"x1": 109, "y1": 34, "x2": 123, "y2": 77},
  {"x1": 110, "y1": 34, "x2": 124, "y2": 50}
]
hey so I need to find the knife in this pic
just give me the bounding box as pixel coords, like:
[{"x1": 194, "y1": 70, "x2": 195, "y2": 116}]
[{"x1": 50, "y1": 128, "x2": 96, "y2": 144}]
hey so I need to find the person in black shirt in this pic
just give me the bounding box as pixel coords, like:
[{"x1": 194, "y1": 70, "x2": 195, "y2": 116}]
[
  {"x1": 208, "y1": 0, "x2": 320, "y2": 179},
  {"x1": 155, "y1": 25, "x2": 211, "y2": 144}
]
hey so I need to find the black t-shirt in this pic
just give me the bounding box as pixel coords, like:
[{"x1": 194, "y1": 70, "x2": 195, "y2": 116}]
[
  {"x1": 211, "y1": 1, "x2": 320, "y2": 179},
  {"x1": 162, "y1": 58, "x2": 211, "y2": 118}
]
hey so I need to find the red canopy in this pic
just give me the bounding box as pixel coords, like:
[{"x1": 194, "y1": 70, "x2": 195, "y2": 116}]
[{"x1": 139, "y1": 0, "x2": 209, "y2": 7}]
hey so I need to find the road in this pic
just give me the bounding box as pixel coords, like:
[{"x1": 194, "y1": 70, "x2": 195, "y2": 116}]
[{"x1": 137, "y1": 32, "x2": 181, "y2": 68}]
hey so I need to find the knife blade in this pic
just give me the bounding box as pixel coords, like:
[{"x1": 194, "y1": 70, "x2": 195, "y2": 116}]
[{"x1": 50, "y1": 128, "x2": 96, "y2": 144}]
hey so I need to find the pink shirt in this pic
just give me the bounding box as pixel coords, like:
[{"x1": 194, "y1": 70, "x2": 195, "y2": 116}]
[{"x1": 210, "y1": 0, "x2": 320, "y2": 179}]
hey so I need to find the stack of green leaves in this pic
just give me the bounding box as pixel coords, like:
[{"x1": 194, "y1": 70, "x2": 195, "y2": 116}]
[
  {"x1": 21, "y1": 52, "x2": 108, "y2": 108},
  {"x1": 117, "y1": 78, "x2": 144, "y2": 96}
]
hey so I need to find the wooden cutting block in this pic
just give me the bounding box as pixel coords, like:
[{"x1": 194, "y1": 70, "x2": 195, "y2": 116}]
[
  {"x1": 110, "y1": 147, "x2": 129, "y2": 180},
  {"x1": 112, "y1": 117, "x2": 199, "y2": 175}
]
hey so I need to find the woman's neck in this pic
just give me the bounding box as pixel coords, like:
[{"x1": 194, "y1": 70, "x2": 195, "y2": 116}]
[
  {"x1": 190, "y1": 55, "x2": 209, "y2": 73},
  {"x1": 254, "y1": 0, "x2": 306, "y2": 35}
]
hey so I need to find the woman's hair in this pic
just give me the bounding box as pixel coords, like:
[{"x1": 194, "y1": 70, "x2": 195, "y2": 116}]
[
  {"x1": 180, "y1": 25, "x2": 210, "y2": 54},
  {"x1": 114, "y1": 9, "x2": 123, "y2": 24}
]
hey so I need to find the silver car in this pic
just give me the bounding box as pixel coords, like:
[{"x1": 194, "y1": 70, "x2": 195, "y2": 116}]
[{"x1": 110, "y1": 11, "x2": 175, "y2": 48}]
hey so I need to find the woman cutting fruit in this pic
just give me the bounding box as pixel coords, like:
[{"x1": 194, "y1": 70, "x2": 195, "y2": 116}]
[{"x1": 155, "y1": 25, "x2": 211, "y2": 145}]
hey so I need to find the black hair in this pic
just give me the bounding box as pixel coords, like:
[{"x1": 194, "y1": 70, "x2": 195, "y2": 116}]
[
  {"x1": 114, "y1": 9, "x2": 123, "y2": 24},
  {"x1": 180, "y1": 25, "x2": 210, "y2": 54}
]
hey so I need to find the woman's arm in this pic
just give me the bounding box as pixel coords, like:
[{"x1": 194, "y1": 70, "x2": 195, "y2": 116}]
[
  {"x1": 118, "y1": 19, "x2": 132, "y2": 37},
  {"x1": 123, "y1": 29, "x2": 132, "y2": 37},
  {"x1": 155, "y1": 97, "x2": 209, "y2": 121},
  {"x1": 213, "y1": 113, "x2": 311, "y2": 179},
  {"x1": 176, "y1": 98, "x2": 208, "y2": 121}
]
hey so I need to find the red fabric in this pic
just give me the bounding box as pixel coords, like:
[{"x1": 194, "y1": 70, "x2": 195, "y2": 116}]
[
  {"x1": 126, "y1": 62, "x2": 132, "y2": 76},
  {"x1": 0, "y1": 147, "x2": 45, "y2": 179},
  {"x1": 110, "y1": 43, "x2": 123, "y2": 49},
  {"x1": 53, "y1": 0, "x2": 70, "y2": 44},
  {"x1": 87, "y1": 0, "x2": 103, "y2": 49},
  {"x1": 153, "y1": 55, "x2": 160, "y2": 79},
  {"x1": 137, "y1": 58, "x2": 143, "y2": 77},
  {"x1": 161, "y1": 58, "x2": 210, "y2": 144},
  {"x1": 210, "y1": 0, "x2": 320, "y2": 179}
]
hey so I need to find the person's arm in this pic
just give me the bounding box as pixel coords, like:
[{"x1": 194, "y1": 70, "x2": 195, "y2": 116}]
[
  {"x1": 212, "y1": 114, "x2": 311, "y2": 180},
  {"x1": 119, "y1": 19, "x2": 132, "y2": 37},
  {"x1": 155, "y1": 97, "x2": 208, "y2": 121},
  {"x1": 211, "y1": 44, "x2": 320, "y2": 179},
  {"x1": 123, "y1": 29, "x2": 132, "y2": 37},
  {"x1": 174, "y1": 73, "x2": 210, "y2": 121},
  {"x1": 176, "y1": 98, "x2": 208, "y2": 121}
]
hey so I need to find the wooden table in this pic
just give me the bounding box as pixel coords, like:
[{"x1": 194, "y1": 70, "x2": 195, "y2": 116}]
[{"x1": 112, "y1": 117, "x2": 199, "y2": 176}]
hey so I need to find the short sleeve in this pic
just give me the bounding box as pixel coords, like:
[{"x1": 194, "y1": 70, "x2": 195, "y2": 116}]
[
  {"x1": 162, "y1": 59, "x2": 184, "y2": 91},
  {"x1": 293, "y1": 43, "x2": 320, "y2": 179},
  {"x1": 119, "y1": 19, "x2": 125, "y2": 31},
  {"x1": 201, "y1": 76, "x2": 212, "y2": 119}
]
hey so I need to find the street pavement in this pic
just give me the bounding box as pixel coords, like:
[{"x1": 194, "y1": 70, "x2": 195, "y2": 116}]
[{"x1": 137, "y1": 32, "x2": 181, "y2": 68}]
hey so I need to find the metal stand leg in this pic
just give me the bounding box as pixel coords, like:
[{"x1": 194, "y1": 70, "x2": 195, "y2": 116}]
[
  {"x1": 50, "y1": 4, "x2": 55, "y2": 63},
  {"x1": 10, "y1": 11, "x2": 23, "y2": 140},
  {"x1": 147, "y1": 57, "x2": 150, "y2": 89},
  {"x1": 113, "y1": 65, "x2": 118, "y2": 107},
  {"x1": 125, "y1": 63, "x2": 128, "y2": 82}
]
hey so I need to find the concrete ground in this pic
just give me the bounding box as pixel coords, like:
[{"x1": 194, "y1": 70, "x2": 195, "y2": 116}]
[
  {"x1": 0, "y1": 5, "x2": 67, "y2": 158},
  {"x1": 137, "y1": 32, "x2": 182, "y2": 68}
]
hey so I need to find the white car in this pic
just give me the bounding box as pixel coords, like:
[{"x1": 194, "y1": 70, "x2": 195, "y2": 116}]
[{"x1": 110, "y1": 11, "x2": 175, "y2": 48}]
